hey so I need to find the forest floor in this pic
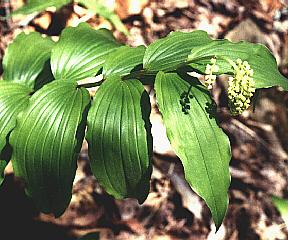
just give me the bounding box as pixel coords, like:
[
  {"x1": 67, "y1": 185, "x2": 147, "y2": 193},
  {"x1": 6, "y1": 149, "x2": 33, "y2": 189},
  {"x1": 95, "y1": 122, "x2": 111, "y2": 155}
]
[{"x1": 1, "y1": 0, "x2": 288, "y2": 239}]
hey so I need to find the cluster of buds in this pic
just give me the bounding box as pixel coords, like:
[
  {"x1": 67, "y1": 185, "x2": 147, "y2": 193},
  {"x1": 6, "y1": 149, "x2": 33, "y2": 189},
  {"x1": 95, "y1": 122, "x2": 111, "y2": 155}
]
[
  {"x1": 204, "y1": 57, "x2": 219, "y2": 90},
  {"x1": 227, "y1": 59, "x2": 256, "y2": 115},
  {"x1": 203, "y1": 57, "x2": 256, "y2": 115}
]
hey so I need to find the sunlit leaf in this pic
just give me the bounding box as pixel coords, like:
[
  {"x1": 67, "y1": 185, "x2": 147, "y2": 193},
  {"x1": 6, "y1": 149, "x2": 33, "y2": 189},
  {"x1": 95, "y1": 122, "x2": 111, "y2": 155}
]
[
  {"x1": 143, "y1": 31, "x2": 212, "y2": 72},
  {"x1": 3, "y1": 32, "x2": 55, "y2": 89},
  {"x1": 103, "y1": 45, "x2": 145, "y2": 77},
  {"x1": 10, "y1": 80, "x2": 90, "y2": 216},
  {"x1": 12, "y1": 0, "x2": 70, "y2": 16},
  {"x1": 51, "y1": 23, "x2": 121, "y2": 81},
  {"x1": 86, "y1": 76, "x2": 152, "y2": 203},
  {"x1": 155, "y1": 72, "x2": 231, "y2": 228},
  {"x1": 0, "y1": 81, "x2": 30, "y2": 186},
  {"x1": 188, "y1": 40, "x2": 288, "y2": 90},
  {"x1": 0, "y1": 82, "x2": 30, "y2": 155}
]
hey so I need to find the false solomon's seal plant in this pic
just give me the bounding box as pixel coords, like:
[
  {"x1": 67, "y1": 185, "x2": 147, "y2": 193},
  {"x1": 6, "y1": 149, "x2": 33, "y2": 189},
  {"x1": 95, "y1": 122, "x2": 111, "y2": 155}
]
[{"x1": 0, "y1": 22, "x2": 287, "y2": 228}]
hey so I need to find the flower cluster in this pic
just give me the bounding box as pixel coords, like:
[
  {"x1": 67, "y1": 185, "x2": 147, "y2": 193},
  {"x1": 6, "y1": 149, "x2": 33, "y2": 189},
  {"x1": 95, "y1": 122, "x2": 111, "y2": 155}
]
[
  {"x1": 227, "y1": 59, "x2": 256, "y2": 115},
  {"x1": 204, "y1": 57, "x2": 219, "y2": 90}
]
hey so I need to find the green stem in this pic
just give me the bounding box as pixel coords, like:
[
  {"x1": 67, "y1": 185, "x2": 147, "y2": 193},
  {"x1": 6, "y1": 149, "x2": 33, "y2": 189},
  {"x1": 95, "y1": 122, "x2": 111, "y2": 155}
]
[
  {"x1": 78, "y1": 59, "x2": 219, "y2": 89},
  {"x1": 122, "y1": 69, "x2": 157, "y2": 80},
  {"x1": 77, "y1": 81, "x2": 103, "y2": 88},
  {"x1": 77, "y1": 75, "x2": 104, "y2": 88}
]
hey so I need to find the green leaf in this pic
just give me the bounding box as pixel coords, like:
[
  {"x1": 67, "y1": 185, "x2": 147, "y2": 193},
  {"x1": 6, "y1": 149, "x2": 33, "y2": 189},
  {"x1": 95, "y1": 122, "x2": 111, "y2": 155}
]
[
  {"x1": 51, "y1": 23, "x2": 121, "y2": 81},
  {"x1": 143, "y1": 31, "x2": 213, "y2": 72},
  {"x1": 10, "y1": 81, "x2": 90, "y2": 216},
  {"x1": 272, "y1": 196, "x2": 288, "y2": 227},
  {"x1": 154, "y1": 72, "x2": 231, "y2": 228},
  {"x1": 12, "y1": 0, "x2": 70, "y2": 16},
  {"x1": 103, "y1": 46, "x2": 145, "y2": 77},
  {"x1": 0, "y1": 81, "x2": 30, "y2": 187},
  {"x1": 3, "y1": 32, "x2": 55, "y2": 89},
  {"x1": 188, "y1": 40, "x2": 288, "y2": 90},
  {"x1": 0, "y1": 82, "x2": 30, "y2": 154},
  {"x1": 76, "y1": 0, "x2": 129, "y2": 35},
  {"x1": 86, "y1": 76, "x2": 152, "y2": 203}
]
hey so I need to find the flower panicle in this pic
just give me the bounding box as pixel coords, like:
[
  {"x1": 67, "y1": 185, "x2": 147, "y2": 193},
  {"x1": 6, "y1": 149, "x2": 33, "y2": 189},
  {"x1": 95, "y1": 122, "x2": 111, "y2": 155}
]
[
  {"x1": 202, "y1": 57, "x2": 256, "y2": 115},
  {"x1": 227, "y1": 58, "x2": 256, "y2": 115},
  {"x1": 204, "y1": 57, "x2": 219, "y2": 90}
]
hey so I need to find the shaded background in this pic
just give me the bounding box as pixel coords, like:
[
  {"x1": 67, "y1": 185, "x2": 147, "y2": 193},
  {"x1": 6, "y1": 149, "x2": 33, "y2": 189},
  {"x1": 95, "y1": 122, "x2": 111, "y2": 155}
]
[{"x1": 1, "y1": 0, "x2": 288, "y2": 239}]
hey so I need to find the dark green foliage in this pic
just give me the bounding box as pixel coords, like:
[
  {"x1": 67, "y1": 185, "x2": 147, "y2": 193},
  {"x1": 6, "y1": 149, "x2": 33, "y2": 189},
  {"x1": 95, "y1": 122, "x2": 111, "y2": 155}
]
[
  {"x1": 143, "y1": 30, "x2": 212, "y2": 72},
  {"x1": 10, "y1": 81, "x2": 90, "y2": 216},
  {"x1": 3, "y1": 32, "x2": 54, "y2": 89},
  {"x1": 0, "y1": 23, "x2": 287, "y2": 228},
  {"x1": 188, "y1": 40, "x2": 288, "y2": 90},
  {"x1": 155, "y1": 72, "x2": 230, "y2": 228},
  {"x1": 51, "y1": 23, "x2": 121, "y2": 81},
  {"x1": 103, "y1": 46, "x2": 146, "y2": 77},
  {"x1": 86, "y1": 76, "x2": 152, "y2": 203}
]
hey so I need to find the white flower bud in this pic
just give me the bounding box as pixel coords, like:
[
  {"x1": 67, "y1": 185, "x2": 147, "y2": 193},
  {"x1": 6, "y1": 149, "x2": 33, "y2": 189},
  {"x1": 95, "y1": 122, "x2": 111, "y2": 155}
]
[
  {"x1": 203, "y1": 57, "x2": 219, "y2": 90},
  {"x1": 227, "y1": 59, "x2": 256, "y2": 115}
]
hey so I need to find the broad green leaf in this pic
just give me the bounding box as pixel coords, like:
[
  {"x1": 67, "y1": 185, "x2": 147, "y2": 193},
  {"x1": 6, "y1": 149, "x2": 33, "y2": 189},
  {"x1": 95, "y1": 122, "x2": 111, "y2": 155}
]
[
  {"x1": 3, "y1": 32, "x2": 55, "y2": 89},
  {"x1": 86, "y1": 76, "x2": 152, "y2": 203},
  {"x1": 143, "y1": 31, "x2": 213, "y2": 72},
  {"x1": 12, "y1": 0, "x2": 70, "y2": 16},
  {"x1": 188, "y1": 40, "x2": 288, "y2": 90},
  {"x1": 10, "y1": 80, "x2": 90, "y2": 216},
  {"x1": 103, "y1": 46, "x2": 145, "y2": 77},
  {"x1": 76, "y1": 0, "x2": 129, "y2": 35},
  {"x1": 0, "y1": 82, "x2": 30, "y2": 154},
  {"x1": 0, "y1": 81, "x2": 30, "y2": 187},
  {"x1": 272, "y1": 196, "x2": 288, "y2": 227},
  {"x1": 51, "y1": 23, "x2": 121, "y2": 81},
  {"x1": 154, "y1": 72, "x2": 231, "y2": 228}
]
